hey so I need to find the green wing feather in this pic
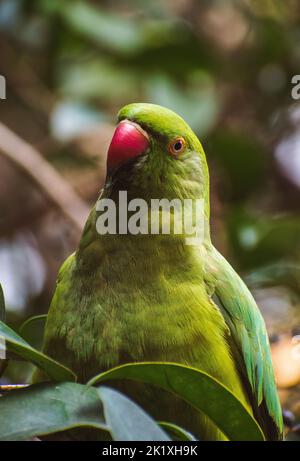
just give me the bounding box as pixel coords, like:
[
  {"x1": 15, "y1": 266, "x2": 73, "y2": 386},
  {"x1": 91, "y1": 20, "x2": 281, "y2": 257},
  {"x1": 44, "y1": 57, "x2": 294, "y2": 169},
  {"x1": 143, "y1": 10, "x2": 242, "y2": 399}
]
[{"x1": 204, "y1": 245, "x2": 283, "y2": 440}]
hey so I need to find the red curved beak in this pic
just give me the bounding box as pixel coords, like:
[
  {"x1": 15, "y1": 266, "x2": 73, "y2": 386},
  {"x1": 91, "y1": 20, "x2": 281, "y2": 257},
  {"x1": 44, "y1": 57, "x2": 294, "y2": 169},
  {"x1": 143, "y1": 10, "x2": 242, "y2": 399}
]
[{"x1": 107, "y1": 120, "x2": 150, "y2": 172}]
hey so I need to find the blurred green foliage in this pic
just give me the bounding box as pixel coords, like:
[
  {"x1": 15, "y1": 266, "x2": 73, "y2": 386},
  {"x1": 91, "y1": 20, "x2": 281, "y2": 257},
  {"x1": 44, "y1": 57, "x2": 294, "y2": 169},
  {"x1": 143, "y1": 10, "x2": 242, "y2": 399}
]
[{"x1": 0, "y1": 0, "x2": 300, "y2": 429}]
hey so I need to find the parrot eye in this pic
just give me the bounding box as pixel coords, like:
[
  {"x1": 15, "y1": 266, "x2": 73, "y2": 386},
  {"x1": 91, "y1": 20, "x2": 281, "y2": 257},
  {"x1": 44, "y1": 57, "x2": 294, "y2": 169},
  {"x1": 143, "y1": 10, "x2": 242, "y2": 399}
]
[{"x1": 169, "y1": 137, "x2": 186, "y2": 156}]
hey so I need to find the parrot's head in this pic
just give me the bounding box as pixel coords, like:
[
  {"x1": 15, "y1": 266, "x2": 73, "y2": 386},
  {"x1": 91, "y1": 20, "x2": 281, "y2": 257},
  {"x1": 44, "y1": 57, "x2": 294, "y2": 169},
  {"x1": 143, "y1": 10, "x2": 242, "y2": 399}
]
[{"x1": 106, "y1": 103, "x2": 209, "y2": 205}]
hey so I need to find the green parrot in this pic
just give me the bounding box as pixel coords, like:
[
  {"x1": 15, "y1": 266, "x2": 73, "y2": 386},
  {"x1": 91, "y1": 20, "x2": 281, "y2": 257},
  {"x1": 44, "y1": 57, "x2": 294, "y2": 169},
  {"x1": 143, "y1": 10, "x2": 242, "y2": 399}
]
[{"x1": 36, "y1": 103, "x2": 283, "y2": 441}]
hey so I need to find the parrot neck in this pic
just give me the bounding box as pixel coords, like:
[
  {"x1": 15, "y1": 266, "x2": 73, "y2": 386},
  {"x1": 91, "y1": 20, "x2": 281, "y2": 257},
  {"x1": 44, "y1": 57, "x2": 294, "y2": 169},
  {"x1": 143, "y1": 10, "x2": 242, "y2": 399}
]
[
  {"x1": 100, "y1": 159, "x2": 211, "y2": 243},
  {"x1": 78, "y1": 187, "x2": 211, "y2": 263},
  {"x1": 78, "y1": 150, "x2": 212, "y2": 261}
]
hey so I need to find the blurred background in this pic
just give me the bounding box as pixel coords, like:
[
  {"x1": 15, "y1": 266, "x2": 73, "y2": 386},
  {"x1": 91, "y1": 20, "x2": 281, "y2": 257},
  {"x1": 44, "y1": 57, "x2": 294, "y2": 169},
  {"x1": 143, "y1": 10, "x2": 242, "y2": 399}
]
[{"x1": 0, "y1": 0, "x2": 300, "y2": 438}]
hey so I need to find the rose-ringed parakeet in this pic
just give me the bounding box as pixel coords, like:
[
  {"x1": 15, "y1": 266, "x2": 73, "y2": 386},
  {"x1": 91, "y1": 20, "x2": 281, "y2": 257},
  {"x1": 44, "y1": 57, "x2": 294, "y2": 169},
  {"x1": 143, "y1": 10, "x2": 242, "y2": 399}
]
[{"x1": 36, "y1": 103, "x2": 283, "y2": 440}]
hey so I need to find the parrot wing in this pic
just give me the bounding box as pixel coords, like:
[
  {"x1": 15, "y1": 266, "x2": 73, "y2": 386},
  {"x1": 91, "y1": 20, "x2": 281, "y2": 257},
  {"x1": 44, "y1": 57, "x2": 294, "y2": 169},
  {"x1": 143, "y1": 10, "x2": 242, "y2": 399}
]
[{"x1": 204, "y1": 245, "x2": 283, "y2": 440}]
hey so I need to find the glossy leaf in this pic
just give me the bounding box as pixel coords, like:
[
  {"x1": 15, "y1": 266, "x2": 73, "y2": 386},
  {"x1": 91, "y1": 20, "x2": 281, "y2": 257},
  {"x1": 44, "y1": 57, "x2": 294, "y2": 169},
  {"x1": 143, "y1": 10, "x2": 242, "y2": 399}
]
[
  {"x1": 19, "y1": 314, "x2": 47, "y2": 350},
  {"x1": 99, "y1": 387, "x2": 170, "y2": 441},
  {"x1": 88, "y1": 362, "x2": 264, "y2": 441},
  {"x1": 159, "y1": 422, "x2": 197, "y2": 441},
  {"x1": 0, "y1": 382, "x2": 108, "y2": 441},
  {"x1": 0, "y1": 320, "x2": 75, "y2": 382}
]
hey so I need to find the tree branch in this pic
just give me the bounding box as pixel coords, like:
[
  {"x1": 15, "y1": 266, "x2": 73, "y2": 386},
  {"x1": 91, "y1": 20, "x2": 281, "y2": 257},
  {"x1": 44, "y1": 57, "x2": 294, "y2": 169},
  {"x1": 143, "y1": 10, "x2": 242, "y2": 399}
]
[
  {"x1": 0, "y1": 123, "x2": 90, "y2": 230},
  {"x1": 0, "y1": 384, "x2": 29, "y2": 392}
]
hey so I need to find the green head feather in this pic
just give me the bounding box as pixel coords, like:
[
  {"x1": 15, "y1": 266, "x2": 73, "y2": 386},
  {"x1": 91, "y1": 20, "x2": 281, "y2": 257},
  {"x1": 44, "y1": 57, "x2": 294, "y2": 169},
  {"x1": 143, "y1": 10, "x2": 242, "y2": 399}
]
[{"x1": 112, "y1": 103, "x2": 210, "y2": 217}]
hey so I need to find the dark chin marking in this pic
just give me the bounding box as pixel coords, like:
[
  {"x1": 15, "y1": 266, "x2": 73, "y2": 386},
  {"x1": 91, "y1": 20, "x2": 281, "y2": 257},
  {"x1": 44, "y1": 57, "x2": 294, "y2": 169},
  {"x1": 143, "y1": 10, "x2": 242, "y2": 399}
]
[{"x1": 106, "y1": 152, "x2": 149, "y2": 186}]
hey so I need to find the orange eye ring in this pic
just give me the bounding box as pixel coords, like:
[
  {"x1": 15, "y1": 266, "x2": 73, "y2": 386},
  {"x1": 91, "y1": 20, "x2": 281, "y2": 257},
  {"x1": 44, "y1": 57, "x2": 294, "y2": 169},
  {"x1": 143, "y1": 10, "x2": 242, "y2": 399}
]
[{"x1": 168, "y1": 137, "x2": 186, "y2": 156}]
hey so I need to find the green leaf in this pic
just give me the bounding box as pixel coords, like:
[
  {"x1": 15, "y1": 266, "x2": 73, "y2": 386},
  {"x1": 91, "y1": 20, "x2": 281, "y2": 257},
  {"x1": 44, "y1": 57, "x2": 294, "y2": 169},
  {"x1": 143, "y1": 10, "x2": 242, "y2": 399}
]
[
  {"x1": 88, "y1": 362, "x2": 264, "y2": 441},
  {"x1": 0, "y1": 283, "x2": 5, "y2": 323},
  {"x1": 208, "y1": 131, "x2": 267, "y2": 201},
  {"x1": 19, "y1": 314, "x2": 47, "y2": 350},
  {"x1": 246, "y1": 262, "x2": 300, "y2": 294},
  {"x1": 0, "y1": 382, "x2": 108, "y2": 441},
  {"x1": 228, "y1": 210, "x2": 300, "y2": 269},
  {"x1": 146, "y1": 73, "x2": 219, "y2": 134},
  {"x1": 59, "y1": 60, "x2": 138, "y2": 103},
  {"x1": 60, "y1": 1, "x2": 144, "y2": 55},
  {"x1": 0, "y1": 320, "x2": 75, "y2": 382},
  {"x1": 98, "y1": 386, "x2": 170, "y2": 441},
  {"x1": 159, "y1": 422, "x2": 197, "y2": 441}
]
